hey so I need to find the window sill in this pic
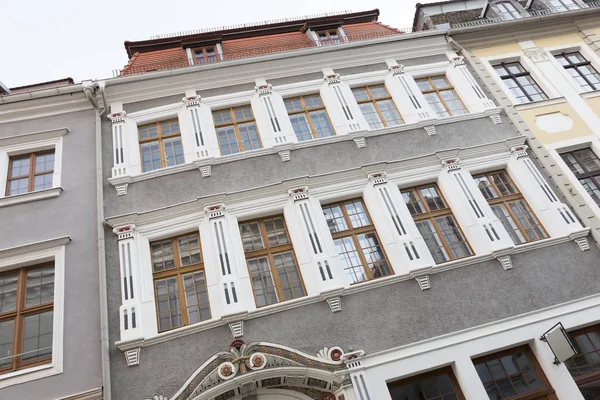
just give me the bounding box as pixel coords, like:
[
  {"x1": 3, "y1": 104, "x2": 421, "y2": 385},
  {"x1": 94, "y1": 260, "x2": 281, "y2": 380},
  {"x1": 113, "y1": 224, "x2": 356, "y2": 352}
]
[
  {"x1": 0, "y1": 187, "x2": 62, "y2": 208},
  {"x1": 108, "y1": 108, "x2": 503, "y2": 189},
  {"x1": 0, "y1": 362, "x2": 60, "y2": 389},
  {"x1": 513, "y1": 97, "x2": 566, "y2": 111},
  {"x1": 581, "y1": 90, "x2": 600, "y2": 100}
]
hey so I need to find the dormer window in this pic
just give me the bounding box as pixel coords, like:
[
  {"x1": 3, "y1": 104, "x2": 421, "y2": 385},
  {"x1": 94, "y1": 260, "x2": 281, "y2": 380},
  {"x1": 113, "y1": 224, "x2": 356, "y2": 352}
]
[
  {"x1": 192, "y1": 46, "x2": 219, "y2": 64},
  {"x1": 495, "y1": 2, "x2": 522, "y2": 20},
  {"x1": 316, "y1": 30, "x2": 341, "y2": 45},
  {"x1": 548, "y1": 0, "x2": 580, "y2": 11}
]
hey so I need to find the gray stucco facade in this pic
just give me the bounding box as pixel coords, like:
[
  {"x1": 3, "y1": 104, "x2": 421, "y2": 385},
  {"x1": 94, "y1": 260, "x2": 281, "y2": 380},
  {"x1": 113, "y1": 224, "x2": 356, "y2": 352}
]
[{"x1": 0, "y1": 106, "x2": 102, "y2": 399}]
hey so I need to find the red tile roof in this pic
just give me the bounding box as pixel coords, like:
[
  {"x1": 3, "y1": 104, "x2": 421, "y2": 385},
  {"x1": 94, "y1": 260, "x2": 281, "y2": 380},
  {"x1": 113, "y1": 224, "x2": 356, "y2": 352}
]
[{"x1": 118, "y1": 10, "x2": 403, "y2": 76}]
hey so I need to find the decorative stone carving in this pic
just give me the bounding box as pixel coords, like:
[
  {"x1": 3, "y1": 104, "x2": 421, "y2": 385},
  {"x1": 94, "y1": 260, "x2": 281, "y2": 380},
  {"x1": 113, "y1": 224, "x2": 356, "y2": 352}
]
[
  {"x1": 367, "y1": 171, "x2": 387, "y2": 186},
  {"x1": 535, "y1": 112, "x2": 574, "y2": 134},
  {"x1": 324, "y1": 73, "x2": 341, "y2": 85},
  {"x1": 424, "y1": 126, "x2": 436, "y2": 136},
  {"x1": 353, "y1": 136, "x2": 366, "y2": 148},
  {"x1": 279, "y1": 149, "x2": 291, "y2": 162},
  {"x1": 108, "y1": 111, "x2": 127, "y2": 123},
  {"x1": 199, "y1": 165, "x2": 212, "y2": 178},
  {"x1": 124, "y1": 348, "x2": 140, "y2": 367},
  {"x1": 115, "y1": 184, "x2": 128, "y2": 196},
  {"x1": 497, "y1": 255, "x2": 513, "y2": 270},
  {"x1": 288, "y1": 187, "x2": 309, "y2": 202},
  {"x1": 441, "y1": 158, "x2": 461, "y2": 172},
  {"x1": 228, "y1": 321, "x2": 244, "y2": 338},
  {"x1": 182, "y1": 95, "x2": 201, "y2": 107},
  {"x1": 248, "y1": 352, "x2": 267, "y2": 370},
  {"x1": 317, "y1": 346, "x2": 345, "y2": 362},
  {"x1": 489, "y1": 114, "x2": 502, "y2": 124},
  {"x1": 511, "y1": 145, "x2": 529, "y2": 158},
  {"x1": 255, "y1": 83, "x2": 273, "y2": 96},
  {"x1": 205, "y1": 203, "x2": 226, "y2": 219},
  {"x1": 415, "y1": 275, "x2": 431, "y2": 291},
  {"x1": 218, "y1": 361, "x2": 237, "y2": 380},
  {"x1": 389, "y1": 64, "x2": 405, "y2": 75},
  {"x1": 113, "y1": 224, "x2": 136, "y2": 241},
  {"x1": 144, "y1": 395, "x2": 167, "y2": 400},
  {"x1": 326, "y1": 296, "x2": 342, "y2": 313},
  {"x1": 450, "y1": 56, "x2": 465, "y2": 67},
  {"x1": 524, "y1": 47, "x2": 548, "y2": 62}
]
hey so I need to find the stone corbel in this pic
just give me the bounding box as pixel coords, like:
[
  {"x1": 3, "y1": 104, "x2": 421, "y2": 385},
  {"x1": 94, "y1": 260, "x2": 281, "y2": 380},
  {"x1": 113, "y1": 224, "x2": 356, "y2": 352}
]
[
  {"x1": 205, "y1": 203, "x2": 226, "y2": 219},
  {"x1": 493, "y1": 248, "x2": 514, "y2": 270},
  {"x1": 349, "y1": 130, "x2": 367, "y2": 148},
  {"x1": 113, "y1": 224, "x2": 136, "y2": 240},
  {"x1": 424, "y1": 125, "x2": 436, "y2": 136},
  {"x1": 116, "y1": 183, "x2": 128, "y2": 196},
  {"x1": 182, "y1": 95, "x2": 202, "y2": 107},
  {"x1": 450, "y1": 55, "x2": 465, "y2": 68},
  {"x1": 255, "y1": 83, "x2": 273, "y2": 96},
  {"x1": 570, "y1": 230, "x2": 591, "y2": 251},
  {"x1": 288, "y1": 186, "x2": 309, "y2": 202},
  {"x1": 324, "y1": 73, "x2": 341, "y2": 85},
  {"x1": 341, "y1": 350, "x2": 366, "y2": 370},
  {"x1": 511, "y1": 144, "x2": 529, "y2": 159},
  {"x1": 222, "y1": 311, "x2": 248, "y2": 338},
  {"x1": 441, "y1": 158, "x2": 461, "y2": 172},
  {"x1": 367, "y1": 171, "x2": 387, "y2": 186},
  {"x1": 125, "y1": 347, "x2": 141, "y2": 367},
  {"x1": 108, "y1": 111, "x2": 127, "y2": 123},
  {"x1": 388, "y1": 64, "x2": 405, "y2": 75},
  {"x1": 320, "y1": 288, "x2": 344, "y2": 313}
]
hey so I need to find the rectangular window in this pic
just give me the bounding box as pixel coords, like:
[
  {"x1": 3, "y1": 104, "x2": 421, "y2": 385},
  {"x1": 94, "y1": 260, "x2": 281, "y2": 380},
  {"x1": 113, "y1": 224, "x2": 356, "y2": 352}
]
[
  {"x1": 284, "y1": 95, "x2": 335, "y2": 142},
  {"x1": 138, "y1": 119, "x2": 184, "y2": 172},
  {"x1": 493, "y1": 62, "x2": 548, "y2": 104},
  {"x1": 401, "y1": 184, "x2": 472, "y2": 264},
  {"x1": 352, "y1": 85, "x2": 404, "y2": 129},
  {"x1": 192, "y1": 46, "x2": 219, "y2": 64},
  {"x1": 555, "y1": 52, "x2": 600, "y2": 92},
  {"x1": 565, "y1": 324, "x2": 600, "y2": 399},
  {"x1": 0, "y1": 264, "x2": 54, "y2": 374},
  {"x1": 416, "y1": 76, "x2": 467, "y2": 118},
  {"x1": 496, "y1": 2, "x2": 522, "y2": 20},
  {"x1": 239, "y1": 216, "x2": 306, "y2": 307},
  {"x1": 322, "y1": 199, "x2": 392, "y2": 284},
  {"x1": 473, "y1": 345, "x2": 558, "y2": 400},
  {"x1": 213, "y1": 106, "x2": 262, "y2": 156},
  {"x1": 151, "y1": 232, "x2": 211, "y2": 332},
  {"x1": 6, "y1": 151, "x2": 54, "y2": 196},
  {"x1": 560, "y1": 149, "x2": 600, "y2": 207},
  {"x1": 316, "y1": 30, "x2": 341, "y2": 45},
  {"x1": 474, "y1": 170, "x2": 547, "y2": 244},
  {"x1": 549, "y1": 0, "x2": 580, "y2": 11},
  {"x1": 387, "y1": 367, "x2": 466, "y2": 400}
]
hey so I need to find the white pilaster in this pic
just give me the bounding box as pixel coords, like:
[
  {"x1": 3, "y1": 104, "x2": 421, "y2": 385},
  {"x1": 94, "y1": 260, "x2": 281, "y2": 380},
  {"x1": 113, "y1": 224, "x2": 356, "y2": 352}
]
[
  {"x1": 320, "y1": 68, "x2": 369, "y2": 135},
  {"x1": 108, "y1": 106, "x2": 130, "y2": 181},
  {"x1": 361, "y1": 172, "x2": 434, "y2": 276},
  {"x1": 181, "y1": 90, "x2": 213, "y2": 162},
  {"x1": 283, "y1": 187, "x2": 347, "y2": 294},
  {"x1": 253, "y1": 79, "x2": 297, "y2": 147},
  {"x1": 437, "y1": 158, "x2": 514, "y2": 255},
  {"x1": 452, "y1": 356, "x2": 490, "y2": 400},
  {"x1": 113, "y1": 225, "x2": 144, "y2": 342},
  {"x1": 200, "y1": 204, "x2": 256, "y2": 317},
  {"x1": 507, "y1": 146, "x2": 584, "y2": 237},
  {"x1": 445, "y1": 55, "x2": 496, "y2": 112},
  {"x1": 344, "y1": 352, "x2": 376, "y2": 400}
]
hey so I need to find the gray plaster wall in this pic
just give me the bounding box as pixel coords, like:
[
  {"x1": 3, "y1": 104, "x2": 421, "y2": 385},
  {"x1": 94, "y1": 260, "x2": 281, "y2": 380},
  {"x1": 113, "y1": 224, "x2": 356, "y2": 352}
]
[
  {"x1": 0, "y1": 109, "x2": 102, "y2": 399},
  {"x1": 102, "y1": 114, "x2": 518, "y2": 217},
  {"x1": 107, "y1": 239, "x2": 600, "y2": 400}
]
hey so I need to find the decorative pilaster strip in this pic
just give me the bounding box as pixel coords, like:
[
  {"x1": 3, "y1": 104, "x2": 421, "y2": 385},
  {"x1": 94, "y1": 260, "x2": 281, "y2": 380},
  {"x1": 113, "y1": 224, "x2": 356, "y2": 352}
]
[
  {"x1": 323, "y1": 70, "x2": 363, "y2": 132},
  {"x1": 183, "y1": 95, "x2": 210, "y2": 159},
  {"x1": 524, "y1": 47, "x2": 549, "y2": 63},
  {"x1": 108, "y1": 111, "x2": 129, "y2": 184},
  {"x1": 289, "y1": 187, "x2": 323, "y2": 255}
]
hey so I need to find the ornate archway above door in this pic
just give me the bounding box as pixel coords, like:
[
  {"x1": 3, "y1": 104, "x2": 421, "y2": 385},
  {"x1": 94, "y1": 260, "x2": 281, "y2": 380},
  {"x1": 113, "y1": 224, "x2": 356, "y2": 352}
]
[{"x1": 145, "y1": 340, "x2": 350, "y2": 400}]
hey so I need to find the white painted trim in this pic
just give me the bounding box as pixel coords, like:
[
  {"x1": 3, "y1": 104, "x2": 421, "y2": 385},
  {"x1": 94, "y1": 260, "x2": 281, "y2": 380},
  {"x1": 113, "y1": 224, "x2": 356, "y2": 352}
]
[
  {"x1": 581, "y1": 90, "x2": 600, "y2": 100},
  {"x1": 0, "y1": 243, "x2": 67, "y2": 389},
  {"x1": 0, "y1": 187, "x2": 62, "y2": 208},
  {"x1": 0, "y1": 128, "x2": 68, "y2": 147},
  {"x1": 513, "y1": 96, "x2": 567, "y2": 111}
]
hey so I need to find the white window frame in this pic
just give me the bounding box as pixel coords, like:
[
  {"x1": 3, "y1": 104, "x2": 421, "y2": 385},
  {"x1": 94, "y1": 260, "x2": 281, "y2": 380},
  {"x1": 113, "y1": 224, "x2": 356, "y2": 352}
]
[
  {"x1": 548, "y1": 44, "x2": 600, "y2": 95},
  {"x1": 0, "y1": 128, "x2": 65, "y2": 207},
  {"x1": 0, "y1": 237, "x2": 67, "y2": 389},
  {"x1": 482, "y1": 53, "x2": 559, "y2": 105}
]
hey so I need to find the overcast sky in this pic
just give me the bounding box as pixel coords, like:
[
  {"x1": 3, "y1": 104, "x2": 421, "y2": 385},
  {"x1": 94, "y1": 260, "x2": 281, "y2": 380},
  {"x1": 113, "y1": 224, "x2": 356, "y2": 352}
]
[{"x1": 0, "y1": 0, "x2": 438, "y2": 88}]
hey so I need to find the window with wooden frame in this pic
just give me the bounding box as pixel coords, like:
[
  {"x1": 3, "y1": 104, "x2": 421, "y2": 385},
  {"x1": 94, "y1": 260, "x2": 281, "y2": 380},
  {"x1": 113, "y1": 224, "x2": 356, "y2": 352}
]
[
  {"x1": 239, "y1": 216, "x2": 306, "y2": 307},
  {"x1": 284, "y1": 95, "x2": 335, "y2": 142},
  {"x1": 138, "y1": 119, "x2": 184, "y2": 172},
  {"x1": 322, "y1": 199, "x2": 392, "y2": 284},
  {"x1": 473, "y1": 170, "x2": 548, "y2": 245},
  {"x1": 555, "y1": 51, "x2": 600, "y2": 92},
  {"x1": 565, "y1": 324, "x2": 600, "y2": 399},
  {"x1": 560, "y1": 148, "x2": 600, "y2": 207},
  {"x1": 192, "y1": 46, "x2": 219, "y2": 64},
  {"x1": 493, "y1": 62, "x2": 548, "y2": 104},
  {"x1": 415, "y1": 76, "x2": 467, "y2": 118},
  {"x1": 0, "y1": 264, "x2": 54, "y2": 375},
  {"x1": 401, "y1": 184, "x2": 472, "y2": 264},
  {"x1": 316, "y1": 29, "x2": 341, "y2": 45},
  {"x1": 150, "y1": 232, "x2": 211, "y2": 333},
  {"x1": 387, "y1": 367, "x2": 466, "y2": 400},
  {"x1": 473, "y1": 345, "x2": 558, "y2": 400},
  {"x1": 6, "y1": 151, "x2": 54, "y2": 196},
  {"x1": 212, "y1": 106, "x2": 262, "y2": 156},
  {"x1": 352, "y1": 85, "x2": 404, "y2": 129}
]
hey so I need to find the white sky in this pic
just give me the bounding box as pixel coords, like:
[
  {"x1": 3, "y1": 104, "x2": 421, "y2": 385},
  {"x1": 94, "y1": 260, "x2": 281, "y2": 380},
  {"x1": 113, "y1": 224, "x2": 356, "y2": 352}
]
[{"x1": 0, "y1": 0, "x2": 439, "y2": 88}]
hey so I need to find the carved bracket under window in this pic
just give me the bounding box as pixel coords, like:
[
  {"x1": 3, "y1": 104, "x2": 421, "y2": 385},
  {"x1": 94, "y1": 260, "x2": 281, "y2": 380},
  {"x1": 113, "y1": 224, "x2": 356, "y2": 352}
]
[
  {"x1": 325, "y1": 296, "x2": 342, "y2": 313},
  {"x1": 414, "y1": 275, "x2": 431, "y2": 291},
  {"x1": 115, "y1": 183, "x2": 128, "y2": 196},
  {"x1": 228, "y1": 321, "x2": 244, "y2": 338},
  {"x1": 498, "y1": 255, "x2": 513, "y2": 270},
  {"x1": 199, "y1": 165, "x2": 212, "y2": 178},
  {"x1": 424, "y1": 126, "x2": 436, "y2": 136},
  {"x1": 511, "y1": 145, "x2": 529, "y2": 158},
  {"x1": 441, "y1": 158, "x2": 461, "y2": 172},
  {"x1": 570, "y1": 231, "x2": 591, "y2": 251},
  {"x1": 489, "y1": 114, "x2": 502, "y2": 124},
  {"x1": 182, "y1": 95, "x2": 202, "y2": 107},
  {"x1": 125, "y1": 347, "x2": 141, "y2": 367},
  {"x1": 279, "y1": 150, "x2": 291, "y2": 162}
]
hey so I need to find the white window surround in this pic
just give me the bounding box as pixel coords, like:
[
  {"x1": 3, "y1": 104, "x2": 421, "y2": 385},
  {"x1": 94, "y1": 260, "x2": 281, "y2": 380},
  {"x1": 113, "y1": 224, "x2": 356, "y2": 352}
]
[
  {"x1": 0, "y1": 236, "x2": 68, "y2": 389},
  {"x1": 546, "y1": 43, "x2": 600, "y2": 95},
  {"x1": 0, "y1": 128, "x2": 66, "y2": 207},
  {"x1": 482, "y1": 52, "x2": 561, "y2": 105}
]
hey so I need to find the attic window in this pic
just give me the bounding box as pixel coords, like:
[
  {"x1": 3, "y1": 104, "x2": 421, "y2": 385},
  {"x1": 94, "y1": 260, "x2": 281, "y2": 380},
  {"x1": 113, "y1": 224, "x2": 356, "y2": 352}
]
[
  {"x1": 192, "y1": 47, "x2": 219, "y2": 64},
  {"x1": 548, "y1": 0, "x2": 580, "y2": 11},
  {"x1": 495, "y1": 2, "x2": 522, "y2": 20},
  {"x1": 316, "y1": 30, "x2": 341, "y2": 45}
]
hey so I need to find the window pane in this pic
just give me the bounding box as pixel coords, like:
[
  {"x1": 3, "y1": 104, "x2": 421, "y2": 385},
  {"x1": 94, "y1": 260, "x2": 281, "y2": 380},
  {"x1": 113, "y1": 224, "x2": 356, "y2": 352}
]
[
  {"x1": 284, "y1": 98, "x2": 303, "y2": 112},
  {"x1": 151, "y1": 239, "x2": 175, "y2": 272},
  {"x1": 240, "y1": 222, "x2": 264, "y2": 251},
  {"x1": 34, "y1": 153, "x2": 54, "y2": 173},
  {"x1": 10, "y1": 155, "x2": 31, "y2": 178},
  {"x1": 154, "y1": 277, "x2": 182, "y2": 331},
  {"x1": 419, "y1": 186, "x2": 447, "y2": 211},
  {"x1": 290, "y1": 114, "x2": 313, "y2": 142},
  {"x1": 138, "y1": 124, "x2": 158, "y2": 140},
  {"x1": 416, "y1": 78, "x2": 433, "y2": 91},
  {"x1": 162, "y1": 137, "x2": 185, "y2": 167},
  {"x1": 489, "y1": 171, "x2": 517, "y2": 196},
  {"x1": 475, "y1": 176, "x2": 499, "y2": 200},
  {"x1": 183, "y1": 271, "x2": 211, "y2": 324},
  {"x1": 161, "y1": 120, "x2": 180, "y2": 135},
  {"x1": 0, "y1": 272, "x2": 18, "y2": 313},
  {"x1": 323, "y1": 205, "x2": 348, "y2": 233},
  {"x1": 574, "y1": 149, "x2": 600, "y2": 173},
  {"x1": 217, "y1": 126, "x2": 240, "y2": 155},
  {"x1": 369, "y1": 85, "x2": 389, "y2": 98},
  {"x1": 21, "y1": 311, "x2": 53, "y2": 362},
  {"x1": 140, "y1": 142, "x2": 162, "y2": 172},
  {"x1": 424, "y1": 92, "x2": 450, "y2": 118},
  {"x1": 177, "y1": 234, "x2": 201, "y2": 266},
  {"x1": 273, "y1": 251, "x2": 304, "y2": 301},
  {"x1": 359, "y1": 103, "x2": 384, "y2": 130},
  {"x1": 0, "y1": 319, "x2": 14, "y2": 368},
  {"x1": 308, "y1": 110, "x2": 335, "y2": 138},
  {"x1": 491, "y1": 204, "x2": 527, "y2": 244},
  {"x1": 212, "y1": 110, "x2": 232, "y2": 125},
  {"x1": 25, "y1": 265, "x2": 55, "y2": 307},
  {"x1": 344, "y1": 200, "x2": 370, "y2": 228},
  {"x1": 376, "y1": 100, "x2": 403, "y2": 126},
  {"x1": 401, "y1": 189, "x2": 425, "y2": 215},
  {"x1": 248, "y1": 257, "x2": 278, "y2": 307},
  {"x1": 388, "y1": 371, "x2": 462, "y2": 400},
  {"x1": 416, "y1": 219, "x2": 449, "y2": 264},
  {"x1": 33, "y1": 174, "x2": 53, "y2": 191},
  {"x1": 434, "y1": 215, "x2": 472, "y2": 259},
  {"x1": 263, "y1": 218, "x2": 289, "y2": 247},
  {"x1": 357, "y1": 233, "x2": 391, "y2": 280},
  {"x1": 303, "y1": 95, "x2": 323, "y2": 109},
  {"x1": 7, "y1": 178, "x2": 29, "y2": 196},
  {"x1": 352, "y1": 88, "x2": 370, "y2": 101},
  {"x1": 507, "y1": 199, "x2": 547, "y2": 242},
  {"x1": 334, "y1": 237, "x2": 366, "y2": 284},
  {"x1": 238, "y1": 122, "x2": 262, "y2": 151},
  {"x1": 233, "y1": 106, "x2": 253, "y2": 122}
]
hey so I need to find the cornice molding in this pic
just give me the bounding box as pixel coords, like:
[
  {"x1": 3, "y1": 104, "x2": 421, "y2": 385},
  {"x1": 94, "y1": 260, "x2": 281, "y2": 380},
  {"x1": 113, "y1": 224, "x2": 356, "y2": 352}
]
[
  {"x1": 0, "y1": 128, "x2": 68, "y2": 147},
  {"x1": 0, "y1": 236, "x2": 71, "y2": 261},
  {"x1": 0, "y1": 187, "x2": 62, "y2": 208}
]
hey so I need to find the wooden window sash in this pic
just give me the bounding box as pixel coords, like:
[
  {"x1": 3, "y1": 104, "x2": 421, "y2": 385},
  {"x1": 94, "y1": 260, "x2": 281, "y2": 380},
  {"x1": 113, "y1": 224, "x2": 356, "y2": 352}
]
[
  {"x1": 285, "y1": 95, "x2": 334, "y2": 140},
  {"x1": 416, "y1": 76, "x2": 467, "y2": 116},
  {"x1": 495, "y1": 62, "x2": 546, "y2": 102},
  {"x1": 475, "y1": 171, "x2": 548, "y2": 242},
  {"x1": 473, "y1": 345, "x2": 557, "y2": 400},
  {"x1": 241, "y1": 216, "x2": 306, "y2": 306},
  {"x1": 138, "y1": 119, "x2": 182, "y2": 170},
  {"x1": 325, "y1": 198, "x2": 393, "y2": 281},
  {"x1": 354, "y1": 85, "x2": 404, "y2": 126},
  {"x1": 213, "y1": 107, "x2": 262, "y2": 153},
  {"x1": 151, "y1": 232, "x2": 208, "y2": 332},
  {"x1": 387, "y1": 366, "x2": 466, "y2": 400},
  {"x1": 193, "y1": 47, "x2": 219, "y2": 63},
  {"x1": 0, "y1": 264, "x2": 54, "y2": 375},
  {"x1": 316, "y1": 30, "x2": 341, "y2": 44},
  {"x1": 403, "y1": 184, "x2": 473, "y2": 261},
  {"x1": 562, "y1": 150, "x2": 600, "y2": 180},
  {"x1": 566, "y1": 324, "x2": 600, "y2": 386},
  {"x1": 6, "y1": 150, "x2": 55, "y2": 194}
]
